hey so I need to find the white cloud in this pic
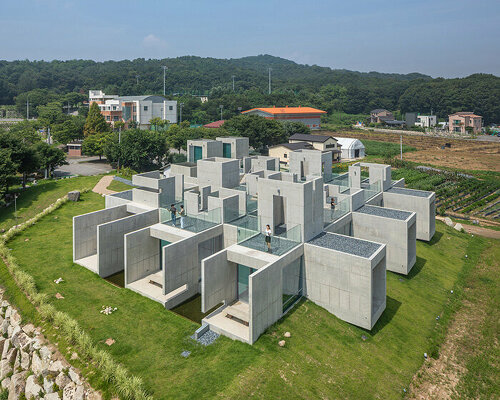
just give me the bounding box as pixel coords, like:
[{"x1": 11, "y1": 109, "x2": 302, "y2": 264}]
[{"x1": 143, "y1": 34, "x2": 167, "y2": 48}]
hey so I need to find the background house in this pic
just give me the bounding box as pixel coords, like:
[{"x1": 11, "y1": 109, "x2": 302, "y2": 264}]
[
  {"x1": 448, "y1": 112, "x2": 482, "y2": 134},
  {"x1": 268, "y1": 142, "x2": 313, "y2": 165},
  {"x1": 370, "y1": 109, "x2": 394, "y2": 123},
  {"x1": 242, "y1": 106, "x2": 326, "y2": 130},
  {"x1": 335, "y1": 137, "x2": 365, "y2": 159},
  {"x1": 288, "y1": 133, "x2": 341, "y2": 161}
]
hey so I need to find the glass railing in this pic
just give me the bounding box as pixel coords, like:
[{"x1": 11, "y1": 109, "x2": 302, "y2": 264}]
[
  {"x1": 324, "y1": 197, "x2": 351, "y2": 226},
  {"x1": 238, "y1": 223, "x2": 302, "y2": 256},
  {"x1": 362, "y1": 180, "x2": 381, "y2": 202},
  {"x1": 160, "y1": 206, "x2": 221, "y2": 233},
  {"x1": 246, "y1": 196, "x2": 258, "y2": 214}
]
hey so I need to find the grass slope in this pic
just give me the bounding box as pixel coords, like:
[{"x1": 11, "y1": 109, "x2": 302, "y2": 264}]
[
  {"x1": 3, "y1": 188, "x2": 489, "y2": 399},
  {"x1": 0, "y1": 176, "x2": 102, "y2": 232}
]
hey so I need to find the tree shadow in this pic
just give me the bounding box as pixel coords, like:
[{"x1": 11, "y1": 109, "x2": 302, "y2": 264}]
[{"x1": 369, "y1": 295, "x2": 402, "y2": 335}]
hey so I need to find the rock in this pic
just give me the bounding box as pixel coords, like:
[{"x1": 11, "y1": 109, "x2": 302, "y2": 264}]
[
  {"x1": 454, "y1": 223, "x2": 464, "y2": 231},
  {"x1": 11, "y1": 331, "x2": 31, "y2": 350},
  {"x1": 104, "y1": 338, "x2": 115, "y2": 346},
  {"x1": 0, "y1": 359, "x2": 13, "y2": 380},
  {"x1": 25, "y1": 374, "x2": 44, "y2": 400},
  {"x1": 70, "y1": 352, "x2": 78, "y2": 360},
  {"x1": 8, "y1": 371, "x2": 28, "y2": 400},
  {"x1": 10, "y1": 310, "x2": 21, "y2": 327},
  {"x1": 86, "y1": 391, "x2": 102, "y2": 400},
  {"x1": 444, "y1": 217, "x2": 453, "y2": 227},
  {"x1": 31, "y1": 351, "x2": 43, "y2": 375},
  {"x1": 30, "y1": 338, "x2": 42, "y2": 352},
  {"x1": 1, "y1": 377, "x2": 11, "y2": 390},
  {"x1": 44, "y1": 376, "x2": 55, "y2": 394},
  {"x1": 40, "y1": 346, "x2": 52, "y2": 363},
  {"x1": 284, "y1": 332, "x2": 291, "y2": 338},
  {"x1": 62, "y1": 382, "x2": 76, "y2": 400},
  {"x1": 8, "y1": 325, "x2": 21, "y2": 339},
  {"x1": 6, "y1": 348, "x2": 17, "y2": 364},
  {"x1": 5, "y1": 306, "x2": 12, "y2": 319},
  {"x1": 20, "y1": 351, "x2": 30, "y2": 370},
  {"x1": 278, "y1": 340, "x2": 286, "y2": 347},
  {"x1": 2, "y1": 338, "x2": 12, "y2": 358},
  {"x1": 1, "y1": 301, "x2": 9, "y2": 308},
  {"x1": 68, "y1": 368, "x2": 81, "y2": 385},
  {"x1": 67, "y1": 191, "x2": 80, "y2": 202},
  {"x1": 55, "y1": 372, "x2": 71, "y2": 390},
  {"x1": 48, "y1": 360, "x2": 64, "y2": 374},
  {"x1": 0, "y1": 338, "x2": 5, "y2": 355},
  {"x1": 0, "y1": 319, "x2": 9, "y2": 335},
  {"x1": 45, "y1": 393, "x2": 61, "y2": 400},
  {"x1": 22, "y1": 324, "x2": 35, "y2": 336},
  {"x1": 55, "y1": 293, "x2": 65, "y2": 300},
  {"x1": 13, "y1": 351, "x2": 20, "y2": 371}
]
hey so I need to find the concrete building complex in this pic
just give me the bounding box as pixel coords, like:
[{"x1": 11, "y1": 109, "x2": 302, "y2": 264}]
[
  {"x1": 241, "y1": 106, "x2": 326, "y2": 130},
  {"x1": 88, "y1": 90, "x2": 177, "y2": 129},
  {"x1": 73, "y1": 139, "x2": 435, "y2": 345},
  {"x1": 448, "y1": 112, "x2": 482, "y2": 134}
]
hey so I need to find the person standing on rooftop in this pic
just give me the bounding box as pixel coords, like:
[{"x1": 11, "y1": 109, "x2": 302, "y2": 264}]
[{"x1": 265, "y1": 224, "x2": 272, "y2": 252}]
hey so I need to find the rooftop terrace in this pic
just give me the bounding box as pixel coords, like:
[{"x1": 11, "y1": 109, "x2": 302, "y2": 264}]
[
  {"x1": 356, "y1": 205, "x2": 412, "y2": 221},
  {"x1": 387, "y1": 187, "x2": 432, "y2": 198},
  {"x1": 308, "y1": 232, "x2": 382, "y2": 258}
]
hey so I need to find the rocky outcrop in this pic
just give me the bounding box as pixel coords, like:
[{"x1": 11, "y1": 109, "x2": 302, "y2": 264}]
[{"x1": 0, "y1": 290, "x2": 101, "y2": 399}]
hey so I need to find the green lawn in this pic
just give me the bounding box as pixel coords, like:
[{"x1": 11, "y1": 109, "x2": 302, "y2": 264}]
[
  {"x1": 0, "y1": 176, "x2": 102, "y2": 232},
  {"x1": 107, "y1": 179, "x2": 134, "y2": 192},
  {"x1": 1, "y1": 185, "x2": 493, "y2": 399}
]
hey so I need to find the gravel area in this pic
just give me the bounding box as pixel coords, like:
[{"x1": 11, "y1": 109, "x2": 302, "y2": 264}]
[
  {"x1": 308, "y1": 232, "x2": 382, "y2": 258},
  {"x1": 191, "y1": 330, "x2": 220, "y2": 346},
  {"x1": 388, "y1": 186, "x2": 432, "y2": 198},
  {"x1": 356, "y1": 205, "x2": 412, "y2": 220}
]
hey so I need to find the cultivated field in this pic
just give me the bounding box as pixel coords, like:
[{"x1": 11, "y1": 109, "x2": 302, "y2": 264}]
[{"x1": 322, "y1": 130, "x2": 500, "y2": 172}]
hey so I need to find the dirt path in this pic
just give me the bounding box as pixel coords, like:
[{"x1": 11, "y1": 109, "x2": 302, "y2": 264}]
[
  {"x1": 92, "y1": 175, "x2": 116, "y2": 195},
  {"x1": 436, "y1": 216, "x2": 500, "y2": 239}
]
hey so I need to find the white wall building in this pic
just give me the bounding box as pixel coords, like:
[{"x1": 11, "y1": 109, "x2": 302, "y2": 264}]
[{"x1": 415, "y1": 115, "x2": 437, "y2": 128}]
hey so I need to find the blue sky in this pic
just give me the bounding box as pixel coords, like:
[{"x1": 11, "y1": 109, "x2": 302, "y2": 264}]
[{"x1": 1, "y1": 0, "x2": 499, "y2": 78}]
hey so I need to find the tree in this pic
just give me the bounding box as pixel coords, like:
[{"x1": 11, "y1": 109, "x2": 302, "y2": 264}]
[
  {"x1": 84, "y1": 102, "x2": 110, "y2": 137},
  {"x1": 0, "y1": 149, "x2": 17, "y2": 197},
  {"x1": 222, "y1": 115, "x2": 287, "y2": 150},
  {"x1": 82, "y1": 132, "x2": 110, "y2": 160},
  {"x1": 51, "y1": 116, "x2": 85, "y2": 144},
  {"x1": 104, "y1": 129, "x2": 168, "y2": 172},
  {"x1": 281, "y1": 121, "x2": 310, "y2": 136},
  {"x1": 37, "y1": 102, "x2": 66, "y2": 126},
  {"x1": 35, "y1": 142, "x2": 67, "y2": 177}
]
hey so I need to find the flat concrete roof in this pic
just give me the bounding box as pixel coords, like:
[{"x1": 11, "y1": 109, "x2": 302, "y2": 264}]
[
  {"x1": 308, "y1": 232, "x2": 382, "y2": 258},
  {"x1": 356, "y1": 205, "x2": 412, "y2": 220},
  {"x1": 387, "y1": 187, "x2": 432, "y2": 198}
]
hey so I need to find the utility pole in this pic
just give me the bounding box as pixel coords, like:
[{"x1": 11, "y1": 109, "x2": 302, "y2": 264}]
[
  {"x1": 136, "y1": 75, "x2": 140, "y2": 85},
  {"x1": 118, "y1": 126, "x2": 122, "y2": 171},
  {"x1": 162, "y1": 66, "x2": 168, "y2": 96},
  {"x1": 14, "y1": 194, "x2": 18, "y2": 221},
  {"x1": 26, "y1": 97, "x2": 29, "y2": 120},
  {"x1": 400, "y1": 135, "x2": 403, "y2": 161},
  {"x1": 179, "y1": 103, "x2": 184, "y2": 123},
  {"x1": 219, "y1": 104, "x2": 223, "y2": 120},
  {"x1": 268, "y1": 68, "x2": 272, "y2": 95},
  {"x1": 231, "y1": 75, "x2": 236, "y2": 92}
]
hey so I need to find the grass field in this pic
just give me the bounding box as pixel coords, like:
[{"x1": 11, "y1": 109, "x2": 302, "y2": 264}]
[
  {"x1": 107, "y1": 179, "x2": 134, "y2": 192},
  {"x1": 1, "y1": 185, "x2": 492, "y2": 399}
]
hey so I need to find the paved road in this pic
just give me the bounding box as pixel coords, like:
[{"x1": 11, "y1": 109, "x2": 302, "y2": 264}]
[{"x1": 54, "y1": 156, "x2": 113, "y2": 177}]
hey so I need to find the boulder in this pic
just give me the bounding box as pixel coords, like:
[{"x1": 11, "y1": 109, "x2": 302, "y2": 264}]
[
  {"x1": 20, "y1": 351, "x2": 30, "y2": 370},
  {"x1": 8, "y1": 371, "x2": 28, "y2": 400},
  {"x1": 22, "y1": 324, "x2": 35, "y2": 336},
  {"x1": 444, "y1": 217, "x2": 453, "y2": 227},
  {"x1": 0, "y1": 359, "x2": 13, "y2": 380},
  {"x1": 454, "y1": 223, "x2": 464, "y2": 231},
  {"x1": 62, "y1": 382, "x2": 76, "y2": 400},
  {"x1": 48, "y1": 360, "x2": 64, "y2": 374},
  {"x1": 9, "y1": 310, "x2": 21, "y2": 327},
  {"x1": 25, "y1": 374, "x2": 44, "y2": 400},
  {"x1": 284, "y1": 332, "x2": 291, "y2": 338},
  {"x1": 0, "y1": 320, "x2": 9, "y2": 335},
  {"x1": 0, "y1": 338, "x2": 5, "y2": 355},
  {"x1": 44, "y1": 376, "x2": 55, "y2": 394},
  {"x1": 31, "y1": 351, "x2": 43, "y2": 376},
  {"x1": 55, "y1": 372, "x2": 71, "y2": 390},
  {"x1": 4, "y1": 306, "x2": 12, "y2": 319},
  {"x1": 67, "y1": 191, "x2": 80, "y2": 202},
  {"x1": 68, "y1": 368, "x2": 81, "y2": 385},
  {"x1": 86, "y1": 391, "x2": 102, "y2": 400},
  {"x1": 45, "y1": 393, "x2": 61, "y2": 400},
  {"x1": 278, "y1": 340, "x2": 286, "y2": 347},
  {"x1": 11, "y1": 331, "x2": 31, "y2": 350},
  {"x1": 1, "y1": 377, "x2": 11, "y2": 390},
  {"x1": 40, "y1": 346, "x2": 52, "y2": 363},
  {"x1": 6, "y1": 348, "x2": 17, "y2": 364}
]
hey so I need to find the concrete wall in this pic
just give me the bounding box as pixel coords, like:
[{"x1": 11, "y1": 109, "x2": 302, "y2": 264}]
[
  {"x1": 208, "y1": 194, "x2": 240, "y2": 222},
  {"x1": 250, "y1": 156, "x2": 279, "y2": 172},
  {"x1": 105, "y1": 190, "x2": 132, "y2": 208},
  {"x1": 303, "y1": 240, "x2": 386, "y2": 330},
  {"x1": 289, "y1": 150, "x2": 333, "y2": 182},
  {"x1": 216, "y1": 136, "x2": 249, "y2": 159},
  {"x1": 170, "y1": 163, "x2": 197, "y2": 178},
  {"x1": 351, "y1": 210, "x2": 416, "y2": 275},
  {"x1": 249, "y1": 244, "x2": 303, "y2": 343},
  {"x1": 383, "y1": 191, "x2": 436, "y2": 241},
  {"x1": 124, "y1": 227, "x2": 160, "y2": 285},
  {"x1": 187, "y1": 140, "x2": 223, "y2": 162},
  {"x1": 132, "y1": 188, "x2": 159, "y2": 208},
  {"x1": 197, "y1": 158, "x2": 240, "y2": 190},
  {"x1": 163, "y1": 225, "x2": 224, "y2": 295},
  {"x1": 201, "y1": 249, "x2": 237, "y2": 312},
  {"x1": 257, "y1": 176, "x2": 323, "y2": 241},
  {"x1": 73, "y1": 205, "x2": 128, "y2": 261},
  {"x1": 97, "y1": 209, "x2": 158, "y2": 277}
]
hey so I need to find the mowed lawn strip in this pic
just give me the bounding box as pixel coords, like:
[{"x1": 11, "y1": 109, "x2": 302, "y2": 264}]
[
  {"x1": 0, "y1": 175, "x2": 103, "y2": 231},
  {"x1": 7, "y1": 192, "x2": 259, "y2": 400},
  {"x1": 6, "y1": 189, "x2": 487, "y2": 399}
]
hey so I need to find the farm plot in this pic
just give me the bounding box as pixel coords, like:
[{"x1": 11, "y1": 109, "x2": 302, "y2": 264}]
[{"x1": 392, "y1": 168, "x2": 500, "y2": 220}]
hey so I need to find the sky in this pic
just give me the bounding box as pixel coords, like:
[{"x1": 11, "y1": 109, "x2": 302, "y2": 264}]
[{"x1": 1, "y1": 0, "x2": 499, "y2": 78}]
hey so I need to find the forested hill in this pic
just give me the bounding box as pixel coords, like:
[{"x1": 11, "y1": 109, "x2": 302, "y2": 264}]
[{"x1": 1, "y1": 55, "x2": 498, "y2": 123}]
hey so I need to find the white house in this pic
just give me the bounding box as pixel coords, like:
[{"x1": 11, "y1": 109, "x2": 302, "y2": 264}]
[{"x1": 335, "y1": 138, "x2": 365, "y2": 159}]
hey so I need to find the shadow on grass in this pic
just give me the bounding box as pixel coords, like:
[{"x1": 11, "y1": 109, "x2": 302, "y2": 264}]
[
  {"x1": 428, "y1": 230, "x2": 443, "y2": 246},
  {"x1": 406, "y1": 255, "x2": 427, "y2": 280},
  {"x1": 370, "y1": 295, "x2": 402, "y2": 335}
]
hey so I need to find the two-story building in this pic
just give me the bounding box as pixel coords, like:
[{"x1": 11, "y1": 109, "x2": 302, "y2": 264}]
[
  {"x1": 241, "y1": 106, "x2": 326, "y2": 130},
  {"x1": 370, "y1": 109, "x2": 394, "y2": 124},
  {"x1": 448, "y1": 112, "x2": 482, "y2": 134}
]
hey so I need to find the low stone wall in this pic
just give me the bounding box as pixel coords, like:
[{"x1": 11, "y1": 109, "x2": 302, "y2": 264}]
[{"x1": 0, "y1": 289, "x2": 101, "y2": 400}]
